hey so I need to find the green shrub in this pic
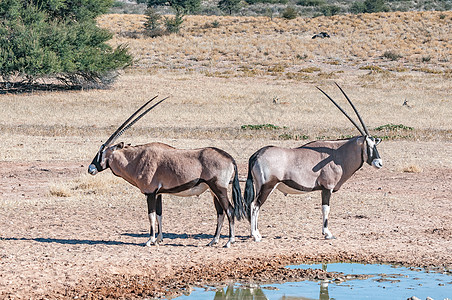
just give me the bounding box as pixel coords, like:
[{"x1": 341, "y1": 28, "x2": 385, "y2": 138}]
[
  {"x1": 281, "y1": 6, "x2": 298, "y2": 19},
  {"x1": 148, "y1": 0, "x2": 201, "y2": 14},
  {"x1": 382, "y1": 51, "x2": 402, "y2": 61},
  {"x1": 320, "y1": 4, "x2": 341, "y2": 16},
  {"x1": 297, "y1": 0, "x2": 325, "y2": 6},
  {"x1": 144, "y1": 7, "x2": 167, "y2": 37},
  {"x1": 218, "y1": 0, "x2": 241, "y2": 15},
  {"x1": 241, "y1": 124, "x2": 284, "y2": 130},
  {"x1": 350, "y1": 0, "x2": 390, "y2": 14},
  {"x1": 349, "y1": 1, "x2": 366, "y2": 14},
  {"x1": 375, "y1": 124, "x2": 413, "y2": 131},
  {"x1": 245, "y1": 0, "x2": 287, "y2": 4},
  {"x1": 0, "y1": 0, "x2": 132, "y2": 88},
  {"x1": 164, "y1": 12, "x2": 184, "y2": 33}
]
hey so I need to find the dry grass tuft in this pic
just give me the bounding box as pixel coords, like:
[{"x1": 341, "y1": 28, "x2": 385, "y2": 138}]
[
  {"x1": 72, "y1": 174, "x2": 126, "y2": 195},
  {"x1": 402, "y1": 165, "x2": 423, "y2": 173},
  {"x1": 49, "y1": 184, "x2": 72, "y2": 198},
  {"x1": 47, "y1": 174, "x2": 126, "y2": 198}
]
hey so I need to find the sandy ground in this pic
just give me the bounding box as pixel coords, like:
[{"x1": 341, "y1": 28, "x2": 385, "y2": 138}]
[{"x1": 0, "y1": 140, "x2": 451, "y2": 299}]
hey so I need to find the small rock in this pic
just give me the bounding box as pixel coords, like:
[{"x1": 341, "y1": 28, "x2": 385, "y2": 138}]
[{"x1": 407, "y1": 297, "x2": 421, "y2": 300}]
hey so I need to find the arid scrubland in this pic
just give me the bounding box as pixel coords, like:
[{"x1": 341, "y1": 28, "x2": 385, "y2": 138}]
[
  {"x1": 2, "y1": 11, "x2": 450, "y2": 157},
  {"x1": 98, "y1": 11, "x2": 451, "y2": 75}
]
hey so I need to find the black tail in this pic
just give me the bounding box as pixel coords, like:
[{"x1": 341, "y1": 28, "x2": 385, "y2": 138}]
[
  {"x1": 243, "y1": 154, "x2": 257, "y2": 222},
  {"x1": 232, "y1": 162, "x2": 246, "y2": 221}
]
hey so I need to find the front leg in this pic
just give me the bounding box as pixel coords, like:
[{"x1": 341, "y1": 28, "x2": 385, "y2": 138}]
[
  {"x1": 209, "y1": 186, "x2": 235, "y2": 248},
  {"x1": 321, "y1": 189, "x2": 335, "y2": 240},
  {"x1": 146, "y1": 193, "x2": 162, "y2": 246}
]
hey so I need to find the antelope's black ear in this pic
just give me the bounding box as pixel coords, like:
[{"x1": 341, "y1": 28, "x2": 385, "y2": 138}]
[
  {"x1": 112, "y1": 142, "x2": 125, "y2": 150},
  {"x1": 375, "y1": 138, "x2": 382, "y2": 145}
]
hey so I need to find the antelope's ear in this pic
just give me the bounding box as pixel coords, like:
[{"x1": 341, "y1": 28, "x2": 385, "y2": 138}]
[
  {"x1": 375, "y1": 138, "x2": 382, "y2": 145},
  {"x1": 112, "y1": 142, "x2": 125, "y2": 150}
]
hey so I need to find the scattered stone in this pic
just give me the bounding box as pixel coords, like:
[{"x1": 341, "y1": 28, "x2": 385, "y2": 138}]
[{"x1": 312, "y1": 32, "x2": 330, "y2": 39}]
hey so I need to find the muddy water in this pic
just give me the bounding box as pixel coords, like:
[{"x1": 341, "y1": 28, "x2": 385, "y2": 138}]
[{"x1": 176, "y1": 263, "x2": 452, "y2": 300}]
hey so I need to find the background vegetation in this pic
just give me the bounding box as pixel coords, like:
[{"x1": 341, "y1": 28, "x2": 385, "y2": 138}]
[
  {"x1": 111, "y1": 0, "x2": 451, "y2": 17},
  {"x1": 0, "y1": 0, "x2": 132, "y2": 89}
]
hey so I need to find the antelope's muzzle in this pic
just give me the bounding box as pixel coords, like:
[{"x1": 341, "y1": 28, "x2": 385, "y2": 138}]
[
  {"x1": 88, "y1": 164, "x2": 98, "y2": 175},
  {"x1": 372, "y1": 158, "x2": 383, "y2": 169}
]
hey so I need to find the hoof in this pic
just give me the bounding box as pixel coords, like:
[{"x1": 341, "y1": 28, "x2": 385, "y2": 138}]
[
  {"x1": 145, "y1": 238, "x2": 159, "y2": 247},
  {"x1": 324, "y1": 235, "x2": 336, "y2": 240},
  {"x1": 224, "y1": 241, "x2": 232, "y2": 248},
  {"x1": 207, "y1": 240, "x2": 218, "y2": 247},
  {"x1": 252, "y1": 235, "x2": 262, "y2": 242}
]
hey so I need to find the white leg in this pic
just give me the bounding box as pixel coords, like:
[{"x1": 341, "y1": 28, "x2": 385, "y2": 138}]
[
  {"x1": 250, "y1": 202, "x2": 262, "y2": 242},
  {"x1": 146, "y1": 212, "x2": 157, "y2": 246},
  {"x1": 156, "y1": 214, "x2": 163, "y2": 244},
  {"x1": 322, "y1": 204, "x2": 335, "y2": 239}
]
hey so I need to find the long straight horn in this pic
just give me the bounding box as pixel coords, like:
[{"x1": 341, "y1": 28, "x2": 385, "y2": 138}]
[
  {"x1": 316, "y1": 86, "x2": 365, "y2": 136},
  {"x1": 111, "y1": 96, "x2": 169, "y2": 144},
  {"x1": 334, "y1": 82, "x2": 369, "y2": 136},
  {"x1": 103, "y1": 95, "x2": 159, "y2": 147}
]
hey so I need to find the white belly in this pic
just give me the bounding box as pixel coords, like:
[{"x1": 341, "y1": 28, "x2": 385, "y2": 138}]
[
  {"x1": 171, "y1": 182, "x2": 209, "y2": 197},
  {"x1": 276, "y1": 183, "x2": 308, "y2": 195}
]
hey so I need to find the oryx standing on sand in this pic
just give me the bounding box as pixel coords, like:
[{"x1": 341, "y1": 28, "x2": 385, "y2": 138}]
[
  {"x1": 88, "y1": 97, "x2": 245, "y2": 248},
  {"x1": 244, "y1": 83, "x2": 383, "y2": 241}
]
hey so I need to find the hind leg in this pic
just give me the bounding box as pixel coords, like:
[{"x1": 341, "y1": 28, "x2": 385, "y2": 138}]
[
  {"x1": 207, "y1": 196, "x2": 225, "y2": 247},
  {"x1": 209, "y1": 184, "x2": 235, "y2": 248},
  {"x1": 251, "y1": 182, "x2": 276, "y2": 242},
  {"x1": 250, "y1": 201, "x2": 261, "y2": 242}
]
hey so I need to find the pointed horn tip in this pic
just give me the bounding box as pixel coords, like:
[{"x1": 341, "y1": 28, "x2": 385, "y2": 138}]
[{"x1": 315, "y1": 86, "x2": 326, "y2": 93}]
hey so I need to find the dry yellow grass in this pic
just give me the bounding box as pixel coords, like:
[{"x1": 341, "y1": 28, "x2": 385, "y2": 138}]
[
  {"x1": 402, "y1": 164, "x2": 423, "y2": 173},
  {"x1": 97, "y1": 11, "x2": 452, "y2": 76},
  {"x1": 1, "y1": 11, "x2": 451, "y2": 166},
  {"x1": 48, "y1": 184, "x2": 72, "y2": 197}
]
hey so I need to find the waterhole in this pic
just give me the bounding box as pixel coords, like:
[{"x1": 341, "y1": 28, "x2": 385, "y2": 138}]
[{"x1": 176, "y1": 263, "x2": 452, "y2": 300}]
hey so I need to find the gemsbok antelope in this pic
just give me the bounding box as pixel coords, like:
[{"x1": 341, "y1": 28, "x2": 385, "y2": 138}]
[
  {"x1": 244, "y1": 83, "x2": 383, "y2": 241},
  {"x1": 88, "y1": 96, "x2": 245, "y2": 248}
]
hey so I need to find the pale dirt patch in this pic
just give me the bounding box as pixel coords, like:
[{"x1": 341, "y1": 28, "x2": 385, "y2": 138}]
[{"x1": 0, "y1": 140, "x2": 451, "y2": 298}]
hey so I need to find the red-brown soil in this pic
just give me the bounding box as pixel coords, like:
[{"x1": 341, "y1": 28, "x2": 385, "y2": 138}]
[{"x1": 0, "y1": 155, "x2": 451, "y2": 299}]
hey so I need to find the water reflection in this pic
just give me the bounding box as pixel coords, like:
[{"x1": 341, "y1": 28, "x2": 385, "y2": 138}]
[
  {"x1": 213, "y1": 285, "x2": 267, "y2": 300},
  {"x1": 212, "y1": 281, "x2": 330, "y2": 300},
  {"x1": 177, "y1": 263, "x2": 452, "y2": 300}
]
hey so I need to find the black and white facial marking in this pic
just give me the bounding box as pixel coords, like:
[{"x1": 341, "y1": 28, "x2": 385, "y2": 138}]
[
  {"x1": 365, "y1": 136, "x2": 382, "y2": 169},
  {"x1": 88, "y1": 144, "x2": 106, "y2": 175},
  {"x1": 88, "y1": 143, "x2": 124, "y2": 175}
]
